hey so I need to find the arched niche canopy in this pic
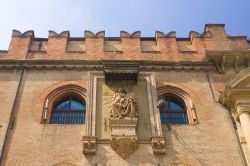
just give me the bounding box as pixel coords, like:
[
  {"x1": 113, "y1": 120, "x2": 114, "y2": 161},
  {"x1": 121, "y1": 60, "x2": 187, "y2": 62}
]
[{"x1": 220, "y1": 67, "x2": 250, "y2": 111}]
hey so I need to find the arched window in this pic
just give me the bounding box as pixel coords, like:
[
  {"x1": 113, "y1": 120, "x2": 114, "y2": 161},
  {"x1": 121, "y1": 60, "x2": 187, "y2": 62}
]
[
  {"x1": 159, "y1": 96, "x2": 188, "y2": 124},
  {"x1": 157, "y1": 85, "x2": 198, "y2": 125},
  {"x1": 51, "y1": 96, "x2": 86, "y2": 124},
  {"x1": 40, "y1": 83, "x2": 87, "y2": 124}
]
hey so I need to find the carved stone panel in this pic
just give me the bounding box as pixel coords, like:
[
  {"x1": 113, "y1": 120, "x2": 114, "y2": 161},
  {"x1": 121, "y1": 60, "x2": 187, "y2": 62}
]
[
  {"x1": 109, "y1": 88, "x2": 139, "y2": 158},
  {"x1": 111, "y1": 137, "x2": 137, "y2": 159},
  {"x1": 109, "y1": 88, "x2": 138, "y2": 119}
]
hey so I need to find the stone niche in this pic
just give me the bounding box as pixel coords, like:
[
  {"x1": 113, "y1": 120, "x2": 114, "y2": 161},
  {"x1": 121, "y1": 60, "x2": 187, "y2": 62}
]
[{"x1": 95, "y1": 79, "x2": 152, "y2": 158}]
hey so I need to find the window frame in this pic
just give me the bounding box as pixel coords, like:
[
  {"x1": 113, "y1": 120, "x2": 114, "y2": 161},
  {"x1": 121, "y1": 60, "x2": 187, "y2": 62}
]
[
  {"x1": 157, "y1": 85, "x2": 198, "y2": 125},
  {"x1": 40, "y1": 83, "x2": 87, "y2": 125}
]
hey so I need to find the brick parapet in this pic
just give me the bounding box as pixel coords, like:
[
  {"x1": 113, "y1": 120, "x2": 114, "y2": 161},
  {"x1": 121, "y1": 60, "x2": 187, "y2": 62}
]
[{"x1": 0, "y1": 24, "x2": 249, "y2": 61}]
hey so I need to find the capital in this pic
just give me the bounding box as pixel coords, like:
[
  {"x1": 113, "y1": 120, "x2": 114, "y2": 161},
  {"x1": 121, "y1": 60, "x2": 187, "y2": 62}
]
[{"x1": 233, "y1": 104, "x2": 250, "y2": 121}]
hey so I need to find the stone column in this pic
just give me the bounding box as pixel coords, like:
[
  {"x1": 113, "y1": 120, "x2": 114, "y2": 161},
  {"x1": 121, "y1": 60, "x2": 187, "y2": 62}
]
[
  {"x1": 234, "y1": 119, "x2": 250, "y2": 165},
  {"x1": 236, "y1": 105, "x2": 250, "y2": 152}
]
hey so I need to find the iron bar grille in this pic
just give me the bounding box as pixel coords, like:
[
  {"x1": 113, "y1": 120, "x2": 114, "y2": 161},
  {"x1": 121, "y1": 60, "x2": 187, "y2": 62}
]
[
  {"x1": 160, "y1": 109, "x2": 187, "y2": 124},
  {"x1": 51, "y1": 110, "x2": 85, "y2": 124}
]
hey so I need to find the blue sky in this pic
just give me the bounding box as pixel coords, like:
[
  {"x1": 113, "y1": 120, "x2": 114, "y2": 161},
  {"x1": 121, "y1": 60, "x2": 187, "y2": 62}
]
[{"x1": 0, "y1": 0, "x2": 250, "y2": 50}]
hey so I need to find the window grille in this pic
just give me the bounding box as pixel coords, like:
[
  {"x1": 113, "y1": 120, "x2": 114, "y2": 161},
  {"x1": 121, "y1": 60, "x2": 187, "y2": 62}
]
[
  {"x1": 160, "y1": 97, "x2": 188, "y2": 124},
  {"x1": 51, "y1": 97, "x2": 85, "y2": 124}
]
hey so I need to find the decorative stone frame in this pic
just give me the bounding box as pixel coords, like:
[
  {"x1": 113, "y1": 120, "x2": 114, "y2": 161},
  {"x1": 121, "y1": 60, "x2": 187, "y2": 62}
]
[
  {"x1": 35, "y1": 81, "x2": 87, "y2": 124},
  {"x1": 219, "y1": 68, "x2": 250, "y2": 165},
  {"x1": 86, "y1": 72, "x2": 167, "y2": 154},
  {"x1": 157, "y1": 83, "x2": 198, "y2": 124}
]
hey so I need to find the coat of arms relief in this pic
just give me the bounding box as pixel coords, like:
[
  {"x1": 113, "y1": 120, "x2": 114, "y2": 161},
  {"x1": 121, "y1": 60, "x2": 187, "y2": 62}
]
[{"x1": 109, "y1": 87, "x2": 139, "y2": 158}]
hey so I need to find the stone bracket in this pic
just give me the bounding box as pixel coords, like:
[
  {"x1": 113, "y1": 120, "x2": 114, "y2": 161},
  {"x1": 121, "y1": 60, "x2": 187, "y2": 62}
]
[
  {"x1": 83, "y1": 136, "x2": 97, "y2": 154},
  {"x1": 152, "y1": 136, "x2": 166, "y2": 154}
]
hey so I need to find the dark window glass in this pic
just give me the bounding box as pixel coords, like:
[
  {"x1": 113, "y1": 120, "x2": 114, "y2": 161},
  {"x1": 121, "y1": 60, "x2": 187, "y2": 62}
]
[
  {"x1": 51, "y1": 97, "x2": 85, "y2": 124},
  {"x1": 160, "y1": 96, "x2": 187, "y2": 124}
]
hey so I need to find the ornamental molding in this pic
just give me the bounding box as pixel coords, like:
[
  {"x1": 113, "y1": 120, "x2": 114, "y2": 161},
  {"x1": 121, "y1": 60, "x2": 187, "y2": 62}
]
[
  {"x1": 219, "y1": 67, "x2": 250, "y2": 110},
  {"x1": 0, "y1": 60, "x2": 216, "y2": 72}
]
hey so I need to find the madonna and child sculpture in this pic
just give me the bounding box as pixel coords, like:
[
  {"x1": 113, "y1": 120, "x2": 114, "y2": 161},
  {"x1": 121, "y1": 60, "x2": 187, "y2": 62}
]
[{"x1": 110, "y1": 88, "x2": 138, "y2": 119}]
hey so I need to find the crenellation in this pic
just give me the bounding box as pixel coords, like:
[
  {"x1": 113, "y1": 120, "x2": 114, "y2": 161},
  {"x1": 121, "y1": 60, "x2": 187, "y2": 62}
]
[
  {"x1": 84, "y1": 35, "x2": 104, "y2": 59},
  {"x1": 155, "y1": 31, "x2": 165, "y2": 38},
  {"x1": 7, "y1": 29, "x2": 33, "y2": 59},
  {"x1": 120, "y1": 32, "x2": 141, "y2": 58},
  {"x1": 12, "y1": 29, "x2": 34, "y2": 37},
  {"x1": 84, "y1": 30, "x2": 105, "y2": 38},
  {"x1": 120, "y1": 31, "x2": 141, "y2": 38},
  {"x1": 1, "y1": 24, "x2": 249, "y2": 62},
  {"x1": 12, "y1": 29, "x2": 23, "y2": 37},
  {"x1": 156, "y1": 34, "x2": 177, "y2": 56},
  {"x1": 189, "y1": 31, "x2": 201, "y2": 39},
  {"x1": 47, "y1": 31, "x2": 68, "y2": 57},
  {"x1": 166, "y1": 31, "x2": 176, "y2": 38},
  {"x1": 48, "y1": 30, "x2": 70, "y2": 38}
]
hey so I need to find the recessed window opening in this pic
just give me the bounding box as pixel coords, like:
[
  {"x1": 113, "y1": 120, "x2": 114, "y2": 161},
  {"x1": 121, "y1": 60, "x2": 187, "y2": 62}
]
[
  {"x1": 159, "y1": 95, "x2": 188, "y2": 124},
  {"x1": 51, "y1": 95, "x2": 86, "y2": 124}
]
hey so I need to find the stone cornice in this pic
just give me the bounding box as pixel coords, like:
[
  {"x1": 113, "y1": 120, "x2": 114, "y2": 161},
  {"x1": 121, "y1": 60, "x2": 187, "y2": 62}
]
[
  {"x1": 207, "y1": 50, "x2": 250, "y2": 73},
  {"x1": 0, "y1": 59, "x2": 216, "y2": 72}
]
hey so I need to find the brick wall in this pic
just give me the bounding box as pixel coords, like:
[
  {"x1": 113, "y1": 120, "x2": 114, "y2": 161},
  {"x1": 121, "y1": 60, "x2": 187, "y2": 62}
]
[
  {"x1": 0, "y1": 70, "x2": 21, "y2": 160},
  {"x1": 1, "y1": 70, "x2": 245, "y2": 165}
]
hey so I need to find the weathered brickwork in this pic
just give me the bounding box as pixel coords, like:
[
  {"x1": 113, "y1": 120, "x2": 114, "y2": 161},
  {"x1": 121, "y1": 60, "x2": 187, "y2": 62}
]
[
  {"x1": 0, "y1": 24, "x2": 250, "y2": 165},
  {"x1": 0, "y1": 71, "x2": 20, "y2": 160}
]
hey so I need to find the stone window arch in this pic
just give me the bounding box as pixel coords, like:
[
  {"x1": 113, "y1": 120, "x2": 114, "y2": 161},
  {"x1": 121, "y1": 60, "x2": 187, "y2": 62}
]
[
  {"x1": 157, "y1": 85, "x2": 198, "y2": 124},
  {"x1": 38, "y1": 81, "x2": 87, "y2": 124}
]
